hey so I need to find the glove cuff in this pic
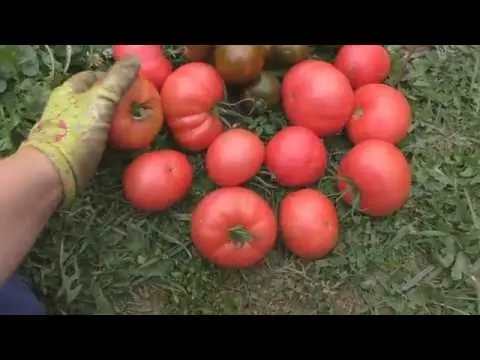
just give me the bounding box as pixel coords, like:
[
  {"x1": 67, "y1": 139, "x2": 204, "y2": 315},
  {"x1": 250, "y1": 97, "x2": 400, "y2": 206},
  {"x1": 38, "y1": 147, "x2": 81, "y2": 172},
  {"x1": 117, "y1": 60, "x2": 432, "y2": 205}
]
[{"x1": 20, "y1": 141, "x2": 77, "y2": 207}]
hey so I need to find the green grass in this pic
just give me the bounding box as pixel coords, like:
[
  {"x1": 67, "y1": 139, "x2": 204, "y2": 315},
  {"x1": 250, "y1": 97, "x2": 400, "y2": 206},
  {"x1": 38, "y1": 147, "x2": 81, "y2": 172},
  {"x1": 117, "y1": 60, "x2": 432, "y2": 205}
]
[{"x1": 1, "y1": 45, "x2": 480, "y2": 314}]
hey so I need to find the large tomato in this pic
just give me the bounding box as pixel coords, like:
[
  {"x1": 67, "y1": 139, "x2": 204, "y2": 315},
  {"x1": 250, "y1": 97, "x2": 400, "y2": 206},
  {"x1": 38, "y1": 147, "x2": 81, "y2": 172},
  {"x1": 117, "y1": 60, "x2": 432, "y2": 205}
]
[
  {"x1": 282, "y1": 60, "x2": 355, "y2": 136},
  {"x1": 214, "y1": 45, "x2": 265, "y2": 85},
  {"x1": 337, "y1": 139, "x2": 412, "y2": 217},
  {"x1": 346, "y1": 83, "x2": 412, "y2": 145},
  {"x1": 123, "y1": 150, "x2": 193, "y2": 212},
  {"x1": 108, "y1": 77, "x2": 164, "y2": 150},
  {"x1": 334, "y1": 45, "x2": 391, "y2": 89},
  {"x1": 265, "y1": 126, "x2": 327, "y2": 187},
  {"x1": 206, "y1": 128, "x2": 265, "y2": 186},
  {"x1": 160, "y1": 62, "x2": 225, "y2": 151},
  {"x1": 191, "y1": 187, "x2": 277, "y2": 268},
  {"x1": 112, "y1": 45, "x2": 173, "y2": 92},
  {"x1": 280, "y1": 189, "x2": 339, "y2": 259}
]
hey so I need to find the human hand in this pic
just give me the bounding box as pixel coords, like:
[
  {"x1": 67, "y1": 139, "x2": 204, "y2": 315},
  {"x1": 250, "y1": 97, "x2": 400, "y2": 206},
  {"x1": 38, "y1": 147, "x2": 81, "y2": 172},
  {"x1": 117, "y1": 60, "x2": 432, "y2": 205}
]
[{"x1": 21, "y1": 56, "x2": 140, "y2": 207}]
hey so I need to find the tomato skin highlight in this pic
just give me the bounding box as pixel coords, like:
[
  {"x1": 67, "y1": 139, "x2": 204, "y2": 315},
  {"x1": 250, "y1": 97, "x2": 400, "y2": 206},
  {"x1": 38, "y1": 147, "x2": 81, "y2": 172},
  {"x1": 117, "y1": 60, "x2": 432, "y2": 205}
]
[
  {"x1": 282, "y1": 60, "x2": 355, "y2": 136},
  {"x1": 123, "y1": 150, "x2": 193, "y2": 212},
  {"x1": 337, "y1": 139, "x2": 412, "y2": 217},
  {"x1": 347, "y1": 83, "x2": 412, "y2": 145},
  {"x1": 191, "y1": 187, "x2": 277, "y2": 269},
  {"x1": 161, "y1": 62, "x2": 225, "y2": 151},
  {"x1": 265, "y1": 126, "x2": 327, "y2": 187},
  {"x1": 334, "y1": 45, "x2": 391, "y2": 89},
  {"x1": 280, "y1": 189, "x2": 339, "y2": 259},
  {"x1": 108, "y1": 77, "x2": 164, "y2": 150},
  {"x1": 206, "y1": 128, "x2": 265, "y2": 186},
  {"x1": 112, "y1": 45, "x2": 173, "y2": 92}
]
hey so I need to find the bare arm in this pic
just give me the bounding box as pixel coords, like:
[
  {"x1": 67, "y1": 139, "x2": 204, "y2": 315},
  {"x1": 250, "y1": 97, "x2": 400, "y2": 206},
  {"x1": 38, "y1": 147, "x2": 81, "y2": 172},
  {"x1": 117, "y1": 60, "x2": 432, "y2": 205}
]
[
  {"x1": 0, "y1": 57, "x2": 139, "y2": 287},
  {"x1": 0, "y1": 147, "x2": 62, "y2": 284}
]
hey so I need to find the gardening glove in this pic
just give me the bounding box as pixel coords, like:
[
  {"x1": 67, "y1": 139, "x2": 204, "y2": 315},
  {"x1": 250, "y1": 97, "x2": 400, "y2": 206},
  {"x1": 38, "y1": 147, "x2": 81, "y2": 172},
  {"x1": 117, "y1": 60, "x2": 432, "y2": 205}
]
[{"x1": 21, "y1": 56, "x2": 140, "y2": 207}]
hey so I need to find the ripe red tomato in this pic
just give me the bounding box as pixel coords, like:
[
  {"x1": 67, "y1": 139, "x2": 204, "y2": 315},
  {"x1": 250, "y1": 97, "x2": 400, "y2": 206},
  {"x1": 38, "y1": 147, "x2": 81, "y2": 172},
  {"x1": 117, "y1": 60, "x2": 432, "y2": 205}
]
[
  {"x1": 334, "y1": 45, "x2": 391, "y2": 89},
  {"x1": 108, "y1": 77, "x2": 164, "y2": 150},
  {"x1": 337, "y1": 139, "x2": 412, "y2": 217},
  {"x1": 112, "y1": 45, "x2": 164, "y2": 60},
  {"x1": 123, "y1": 150, "x2": 193, "y2": 212},
  {"x1": 280, "y1": 189, "x2": 339, "y2": 259},
  {"x1": 347, "y1": 83, "x2": 411, "y2": 145},
  {"x1": 160, "y1": 62, "x2": 225, "y2": 151},
  {"x1": 191, "y1": 187, "x2": 277, "y2": 268},
  {"x1": 265, "y1": 126, "x2": 327, "y2": 187},
  {"x1": 112, "y1": 45, "x2": 173, "y2": 92},
  {"x1": 282, "y1": 59, "x2": 355, "y2": 136},
  {"x1": 206, "y1": 128, "x2": 265, "y2": 186}
]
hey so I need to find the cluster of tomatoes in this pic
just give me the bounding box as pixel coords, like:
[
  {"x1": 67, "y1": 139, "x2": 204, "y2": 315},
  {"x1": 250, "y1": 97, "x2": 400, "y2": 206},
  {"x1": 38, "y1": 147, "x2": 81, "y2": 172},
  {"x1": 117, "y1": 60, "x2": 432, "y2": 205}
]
[{"x1": 107, "y1": 45, "x2": 413, "y2": 269}]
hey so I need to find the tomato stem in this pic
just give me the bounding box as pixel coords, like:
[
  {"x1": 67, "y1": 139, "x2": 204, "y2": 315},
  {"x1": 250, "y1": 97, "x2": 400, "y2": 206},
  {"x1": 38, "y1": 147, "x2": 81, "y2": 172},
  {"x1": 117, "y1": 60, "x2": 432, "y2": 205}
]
[
  {"x1": 352, "y1": 107, "x2": 363, "y2": 120},
  {"x1": 131, "y1": 103, "x2": 148, "y2": 120},
  {"x1": 228, "y1": 225, "x2": 252, "y2": 246},
  {"x1": 341, "y1": 176, "x2": 362, "y2": 211},
  {"x1": 221, "y1": 98, "x2": 255, "y2": 108}
]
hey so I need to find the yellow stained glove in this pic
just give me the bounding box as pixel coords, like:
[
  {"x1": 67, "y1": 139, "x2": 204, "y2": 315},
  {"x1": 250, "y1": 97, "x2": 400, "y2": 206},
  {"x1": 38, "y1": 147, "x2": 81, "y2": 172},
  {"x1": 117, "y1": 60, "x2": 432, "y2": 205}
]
[{"x1": 21, "y1": 56, "x2": 140, "y2": 207}]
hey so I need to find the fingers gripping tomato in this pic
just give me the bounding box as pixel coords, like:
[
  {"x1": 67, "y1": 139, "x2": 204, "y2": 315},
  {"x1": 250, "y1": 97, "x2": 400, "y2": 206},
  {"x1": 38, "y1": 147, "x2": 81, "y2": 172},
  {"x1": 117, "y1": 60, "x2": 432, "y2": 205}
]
[
  {"x1": 191, "y1": 187, "x2": 277, "y2": 268},
  {"x1": 160, "y1": 62, "x2": 225, "y2": 151},
  {"x1": 112, "y1": 45, "x2": 173, "y2": 92},
  {"x1": 108, "y1": 76, "x2": 164, "y2": 150}
]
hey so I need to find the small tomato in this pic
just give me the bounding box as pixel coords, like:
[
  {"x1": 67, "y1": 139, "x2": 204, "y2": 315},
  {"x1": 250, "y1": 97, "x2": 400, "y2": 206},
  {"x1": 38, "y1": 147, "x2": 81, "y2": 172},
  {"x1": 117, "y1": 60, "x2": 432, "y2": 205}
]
[
  {"x1": 214, "y1": 45, "x2": 265, "y2": 85},
  {"x1": 182, "y1": 45, "x2": 213, "y2": 62},
  {"x1": 334, "y1": 45, "x2": 391, "y2": 89},
  {"x1": 280, "y1": 189, "x2": 339, "y2": 259},
  {"x1": 123, "y1": 150, "x2": 193, "y2": 212},
  {"x1": 269, "y1": 45, "x2": 312, "y2": 67},
  {"x1": 239, "y1": 71, "x2": 281, "y2": 115},
  {"x1": 112, "y1": 45, "x2": 173, "y2": 92},
  {"x1": 206, "y1": 128, "x2": 265, "y2": 186},
  {"x1": 265, "y1": 126, "x2": 327, "y2": 187}
]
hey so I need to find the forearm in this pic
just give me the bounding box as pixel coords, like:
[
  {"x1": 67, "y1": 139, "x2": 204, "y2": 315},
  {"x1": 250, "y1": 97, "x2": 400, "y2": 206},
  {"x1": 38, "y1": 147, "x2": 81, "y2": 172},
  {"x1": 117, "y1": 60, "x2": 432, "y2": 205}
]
[
  {"x1": 0, "y1": 147, "x2": 62, "y2": 285},
  {"x1": 0, "y1": 57, "x2": 138, "y2": 287}
]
